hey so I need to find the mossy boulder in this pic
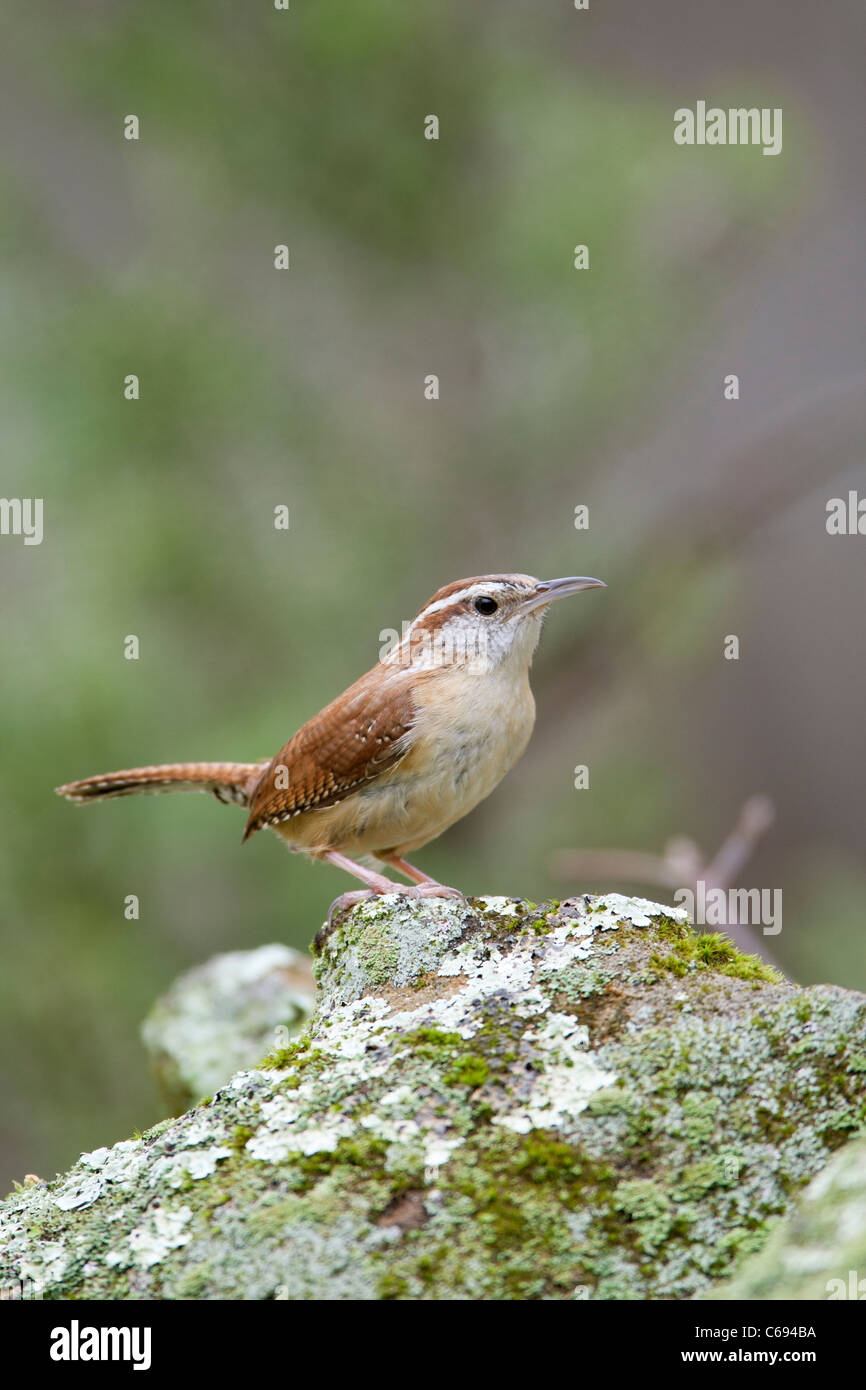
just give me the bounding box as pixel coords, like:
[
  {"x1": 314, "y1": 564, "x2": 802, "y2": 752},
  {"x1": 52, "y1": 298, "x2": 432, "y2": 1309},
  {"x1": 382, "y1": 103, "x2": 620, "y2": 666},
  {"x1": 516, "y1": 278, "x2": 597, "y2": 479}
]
[
  {"x1": 709, "y1": 1133, "x2": 866, "y2": 1300},
  {"x1": 2, "y1": 893, "x2": 866, "y2": 1300},
  {"x1": 141, "y1": 943, "x2": 315, "y2": 1114}
]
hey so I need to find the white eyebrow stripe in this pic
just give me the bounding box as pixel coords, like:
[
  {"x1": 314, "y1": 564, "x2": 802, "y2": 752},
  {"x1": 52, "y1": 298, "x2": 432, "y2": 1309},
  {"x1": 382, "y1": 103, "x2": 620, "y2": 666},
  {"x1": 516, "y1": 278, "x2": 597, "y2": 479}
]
[
  {"x1": 413, "y1": 589, "x2": 476, "y2": 617},
  {"x1": 412, "y1": 583, "x2": 517, "y2": 622},
  {"x1": 380, "y1": 588, "x2": 493, "y2": 667}
]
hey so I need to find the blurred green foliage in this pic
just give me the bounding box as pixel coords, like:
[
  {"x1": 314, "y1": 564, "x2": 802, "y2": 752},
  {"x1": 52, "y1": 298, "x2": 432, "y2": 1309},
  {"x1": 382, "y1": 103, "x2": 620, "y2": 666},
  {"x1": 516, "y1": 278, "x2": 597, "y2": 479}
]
[{"x1": 2, "y1": 3, "x2": 860, "y2": 1194}]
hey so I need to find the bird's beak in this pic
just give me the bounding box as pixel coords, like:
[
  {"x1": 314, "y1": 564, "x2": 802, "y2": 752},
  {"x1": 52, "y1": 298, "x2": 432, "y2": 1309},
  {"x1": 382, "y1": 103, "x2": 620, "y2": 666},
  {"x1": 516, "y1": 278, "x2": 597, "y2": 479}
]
[{"x1": 518, "y1": 575, "x2": 606, "y2": 615}]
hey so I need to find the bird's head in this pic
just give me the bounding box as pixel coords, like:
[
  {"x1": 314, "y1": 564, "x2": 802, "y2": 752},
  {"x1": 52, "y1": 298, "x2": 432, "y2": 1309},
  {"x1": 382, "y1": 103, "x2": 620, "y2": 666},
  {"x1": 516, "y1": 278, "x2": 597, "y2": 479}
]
[{"x1": 383, "y1": 573, "x2": 605, "y2": 675}]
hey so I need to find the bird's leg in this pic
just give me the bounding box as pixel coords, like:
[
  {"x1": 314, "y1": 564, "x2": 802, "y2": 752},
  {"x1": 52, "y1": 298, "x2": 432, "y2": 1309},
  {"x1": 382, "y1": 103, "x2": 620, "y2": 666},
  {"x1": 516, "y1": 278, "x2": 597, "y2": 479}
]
[
  {"x1": 381, "y1": 856, "x2": 466, "y2": 903},
  {"x1": 317, "y1": 852, "x2": 465, "y2": 949},
  {"x1": 323, "y1": 850, "x2": 405, "y2": 893},
  {"x1": 382, "y1": 856, "x2": 440, "y2": 886},
  {"x1": 319, "y1": 850, "x2": 410, "y2": 940}
]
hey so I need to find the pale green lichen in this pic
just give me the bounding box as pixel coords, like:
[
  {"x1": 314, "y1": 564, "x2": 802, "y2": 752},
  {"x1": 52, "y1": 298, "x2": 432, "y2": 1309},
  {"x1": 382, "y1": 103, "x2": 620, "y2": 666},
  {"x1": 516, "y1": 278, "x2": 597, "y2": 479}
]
[
  {"x1": 2, "y1": 893, "x2": 865, "y2": 1301},
  {"x1": 141, "y1": 943, "x2": 315, "y2": 1114},
  {"x1": 709, "y1": 1133, "x2": 866, "y2": 1300}
]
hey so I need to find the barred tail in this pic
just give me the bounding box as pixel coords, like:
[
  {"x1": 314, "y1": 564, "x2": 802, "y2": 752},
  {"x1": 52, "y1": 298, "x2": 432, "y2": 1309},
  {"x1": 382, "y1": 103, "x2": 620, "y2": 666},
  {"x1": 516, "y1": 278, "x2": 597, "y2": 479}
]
[{"x1": 55, "y1": 761, "x2": 268, "y2": 809}]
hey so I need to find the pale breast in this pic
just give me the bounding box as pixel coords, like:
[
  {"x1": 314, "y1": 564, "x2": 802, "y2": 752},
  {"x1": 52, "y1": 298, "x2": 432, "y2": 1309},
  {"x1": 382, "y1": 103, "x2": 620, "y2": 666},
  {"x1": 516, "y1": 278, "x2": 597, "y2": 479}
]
[{"x1": 278, "y1": 668, "x2": 536, "y2": 858}]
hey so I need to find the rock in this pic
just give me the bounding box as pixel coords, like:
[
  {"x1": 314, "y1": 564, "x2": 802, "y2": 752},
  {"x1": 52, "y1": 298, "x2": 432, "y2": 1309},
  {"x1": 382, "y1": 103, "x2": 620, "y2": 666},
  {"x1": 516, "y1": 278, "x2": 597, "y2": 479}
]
[
  {"x1": 709, "y1": 1133, "x2": 866, "y2": 1300},
  {"x1": 140, "y1": 944, "x2": 315, "y2": 1113},
  {"x1": 2, "y1": 893, "x2": 865, "y2": 1300}
]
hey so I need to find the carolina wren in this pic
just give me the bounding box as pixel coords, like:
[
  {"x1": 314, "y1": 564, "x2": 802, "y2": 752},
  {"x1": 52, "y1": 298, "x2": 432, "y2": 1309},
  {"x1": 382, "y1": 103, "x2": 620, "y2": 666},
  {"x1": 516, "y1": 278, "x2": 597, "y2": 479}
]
[{"x1": 57, "y1": 573, "x2": 605, "y2": 923}]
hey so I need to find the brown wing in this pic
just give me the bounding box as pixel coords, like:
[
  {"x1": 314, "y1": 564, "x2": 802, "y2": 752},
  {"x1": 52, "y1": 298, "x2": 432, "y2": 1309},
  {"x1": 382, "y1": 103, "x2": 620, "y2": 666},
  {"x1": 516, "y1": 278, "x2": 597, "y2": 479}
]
[{"x1": 242, "y1": 664, "x2": 418, "y2": 841}]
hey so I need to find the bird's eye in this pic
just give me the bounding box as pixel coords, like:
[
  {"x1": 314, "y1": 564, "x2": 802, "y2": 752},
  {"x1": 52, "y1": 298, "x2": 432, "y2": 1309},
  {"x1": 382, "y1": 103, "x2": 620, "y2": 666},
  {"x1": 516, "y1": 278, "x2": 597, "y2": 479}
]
[{"x1": 474, "y1": 596, "x2": 498, "y2": 615}]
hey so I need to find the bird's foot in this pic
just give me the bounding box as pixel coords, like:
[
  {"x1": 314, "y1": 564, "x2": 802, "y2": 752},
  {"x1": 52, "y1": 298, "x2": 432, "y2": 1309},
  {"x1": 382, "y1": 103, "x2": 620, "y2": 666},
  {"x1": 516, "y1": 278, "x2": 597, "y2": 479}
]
[
  {"x1": 316, "y1": 891, "x2": 376, "y2": 950},
  {"x1": 400, "y1": 883, "x2": 466, "y2": 903},
  {"x1": 324, "y1": 889, "x2": 378, "y2": 931},
  {"x1": 318, "y1": 883, "x2": 404, "y2": 947}
]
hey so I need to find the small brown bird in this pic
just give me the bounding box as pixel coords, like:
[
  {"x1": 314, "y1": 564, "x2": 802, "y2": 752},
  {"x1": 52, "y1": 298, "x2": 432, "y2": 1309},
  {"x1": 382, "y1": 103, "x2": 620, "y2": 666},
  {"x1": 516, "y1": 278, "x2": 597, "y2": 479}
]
[{"x1": 57, "y1": 573, "x2": 604, "y2": 923}]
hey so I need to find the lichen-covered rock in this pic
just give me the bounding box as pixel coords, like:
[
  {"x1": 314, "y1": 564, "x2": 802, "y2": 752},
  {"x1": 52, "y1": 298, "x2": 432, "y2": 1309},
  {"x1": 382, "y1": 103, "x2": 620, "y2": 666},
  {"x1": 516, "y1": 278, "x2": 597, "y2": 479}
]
[
  {"x1": 141, "y1": 944, "x2": 315, "y2": 1114},
  {"x1": 2, "y1": 893, "x2": 866, "y2": 1301},
  {"x1": 709, "y1": 1134, "x2": 866, "y2": 1301}
]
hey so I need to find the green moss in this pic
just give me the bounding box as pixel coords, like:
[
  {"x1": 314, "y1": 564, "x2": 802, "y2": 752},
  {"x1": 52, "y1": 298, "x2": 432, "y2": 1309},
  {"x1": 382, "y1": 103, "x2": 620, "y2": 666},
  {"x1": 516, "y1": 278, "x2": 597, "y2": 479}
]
[
  {"x1": 6, "y1": 896, "x2": 866, "y2": 1302},
  {"x1": 512, "y1": 1133, "x2": 585, "y2": 1185},
  {"x1": 230, "y1": 1125, "x2": 255, "y2": 1153},
  {"x1": 259, "y1": 1038, "x2": 333, "y2": 1092},
  {"x1": 528, "y1": 916, "x2": 553, "y2": 936},
  {"x1": 407, "y1": 1027, "x2": 464, "y2": 1056},
  {"x1": 639, "y1": 913, "x2": 688, "y2": 939},
  {"x1": 649, "y1": 931, "x2": 781, "y2": 984},
  {"x1": 293, "y1": 1136, "x2": 390, "y2": 1188},
  {"x1": 407, "y1": 1013, "x2": 526, "y2": 1094},
  {"x1": 414, "y1": 1247, "x2": 448, "y2": 1286},
  {"x1": 260, "y1": 1037, "x2": 311, "y2": 1070},
  {"x1": 444, "y1": 1054, "x2": 490, "y2": 1088},
  {"x1": 377, "y1": 1271, "x2": 410, "y2": 1299}
]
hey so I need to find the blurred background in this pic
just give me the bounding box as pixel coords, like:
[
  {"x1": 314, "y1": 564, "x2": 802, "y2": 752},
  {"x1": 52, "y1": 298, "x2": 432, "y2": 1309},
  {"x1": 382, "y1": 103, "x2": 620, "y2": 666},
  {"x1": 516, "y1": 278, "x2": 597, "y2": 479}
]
[{"x1": 1, "y1": 1, "x2": 864, "y2": 1192}]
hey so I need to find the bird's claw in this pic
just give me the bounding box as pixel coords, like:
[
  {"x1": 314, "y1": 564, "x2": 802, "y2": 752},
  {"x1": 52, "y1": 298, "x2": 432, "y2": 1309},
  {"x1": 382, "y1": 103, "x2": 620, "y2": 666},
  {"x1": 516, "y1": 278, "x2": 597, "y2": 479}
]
[
  {"x1": 314, "y1": 890, "x2": 377, "y2": 950},
  {"x1": 402, "y1": 884, "x2": 466, "y2": 903}
]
